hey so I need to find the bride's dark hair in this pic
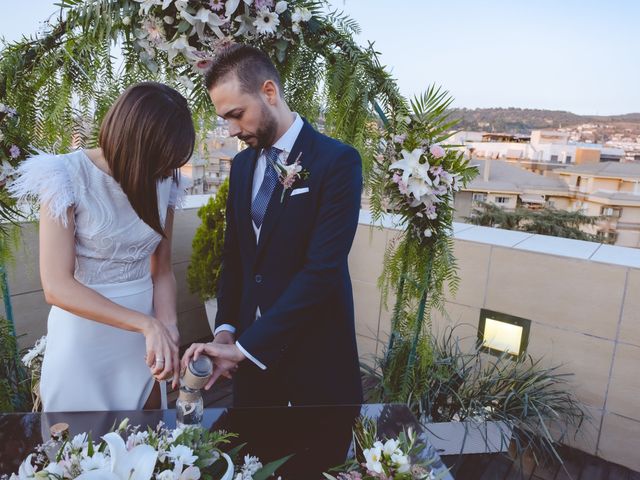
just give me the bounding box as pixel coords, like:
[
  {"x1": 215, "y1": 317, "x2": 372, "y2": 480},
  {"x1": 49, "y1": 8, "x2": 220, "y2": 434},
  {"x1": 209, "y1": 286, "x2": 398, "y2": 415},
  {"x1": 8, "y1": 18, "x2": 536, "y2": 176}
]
[{"x1": 98, "y1": 81, "x2": 195, "y2": 236}]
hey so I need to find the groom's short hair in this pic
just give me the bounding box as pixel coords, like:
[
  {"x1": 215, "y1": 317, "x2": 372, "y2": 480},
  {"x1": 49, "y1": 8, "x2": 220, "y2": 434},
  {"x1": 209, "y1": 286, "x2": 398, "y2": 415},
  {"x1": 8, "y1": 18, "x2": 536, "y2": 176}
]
[{"x1": 204, "y1": 45, "x2": 283, "y2": 96}]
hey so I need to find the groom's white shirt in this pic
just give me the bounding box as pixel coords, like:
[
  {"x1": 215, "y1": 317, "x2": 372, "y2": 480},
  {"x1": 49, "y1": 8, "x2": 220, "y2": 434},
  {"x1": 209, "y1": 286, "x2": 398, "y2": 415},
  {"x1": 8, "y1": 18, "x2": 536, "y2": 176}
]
[{"x1": 214, "y1": 112, "x2": 304, "y2": 370}]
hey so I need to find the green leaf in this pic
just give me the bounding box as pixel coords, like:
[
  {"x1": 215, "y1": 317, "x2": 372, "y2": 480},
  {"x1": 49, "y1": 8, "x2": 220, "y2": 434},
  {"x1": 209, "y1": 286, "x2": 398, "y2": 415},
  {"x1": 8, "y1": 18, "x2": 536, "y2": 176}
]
[
  {"x1": 87, "y1": 432, "x2": 94, "y2": 456},
  {"x1": 177, "y1": 20, "x2": 191, "y2": 33},
  {"x1": 251, "y1": 454, "x2": 294, "y2": 480}
]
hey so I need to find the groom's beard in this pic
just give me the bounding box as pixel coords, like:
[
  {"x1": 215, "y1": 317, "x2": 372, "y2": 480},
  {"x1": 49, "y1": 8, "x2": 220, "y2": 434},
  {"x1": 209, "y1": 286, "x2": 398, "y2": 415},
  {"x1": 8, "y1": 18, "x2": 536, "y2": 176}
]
[{"x1": 239, "y1": 104, "x2": 278, "y2": 150}]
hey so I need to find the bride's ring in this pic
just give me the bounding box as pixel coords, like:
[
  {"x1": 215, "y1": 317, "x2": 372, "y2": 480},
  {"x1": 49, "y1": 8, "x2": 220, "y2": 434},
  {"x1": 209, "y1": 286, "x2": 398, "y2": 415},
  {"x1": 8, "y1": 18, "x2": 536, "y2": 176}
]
[{"x1": 155, "y1": 358, "x2": 165, "y2": 365}]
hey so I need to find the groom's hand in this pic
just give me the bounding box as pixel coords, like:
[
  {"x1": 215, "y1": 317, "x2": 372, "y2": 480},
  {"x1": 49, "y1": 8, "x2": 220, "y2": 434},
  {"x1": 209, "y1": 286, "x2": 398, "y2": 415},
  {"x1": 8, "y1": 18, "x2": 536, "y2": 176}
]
[
  {"x1": 211, "y1": 331, "x2": 237, "y2": 381},
  {"x1": 214, "y1": 330, "x2": 235, "y2": 345},
  {"x1": 181, "y1": 341, "x2": 246, "y2": 389}
]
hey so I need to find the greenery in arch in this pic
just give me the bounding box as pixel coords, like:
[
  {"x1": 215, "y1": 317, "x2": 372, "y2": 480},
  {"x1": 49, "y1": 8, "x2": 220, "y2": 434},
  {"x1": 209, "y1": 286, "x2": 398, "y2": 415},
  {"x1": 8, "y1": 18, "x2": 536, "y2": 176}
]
[{"x1": 0, "y1": 0, "x2": 404, "y2": 185}]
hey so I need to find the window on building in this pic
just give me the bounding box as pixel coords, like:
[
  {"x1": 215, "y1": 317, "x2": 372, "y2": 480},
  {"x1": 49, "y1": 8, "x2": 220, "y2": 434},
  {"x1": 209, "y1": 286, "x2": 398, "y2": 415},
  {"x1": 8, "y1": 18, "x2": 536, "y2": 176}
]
[
  {"x1": 565, "y1": 155, "x2": 572, "y2": 163},
  {"x1": 601, "y1": 207, "x2": 622, "y2": 218},
  {"x1": 495, "y1": 196, "x2": 509, "y2": 204},
  {"x1": 472, "y1": 192, "x2": 487, "y2": 204},
  {"x1": 550, "y1": 155, "x2": 559, "y2": 163}
]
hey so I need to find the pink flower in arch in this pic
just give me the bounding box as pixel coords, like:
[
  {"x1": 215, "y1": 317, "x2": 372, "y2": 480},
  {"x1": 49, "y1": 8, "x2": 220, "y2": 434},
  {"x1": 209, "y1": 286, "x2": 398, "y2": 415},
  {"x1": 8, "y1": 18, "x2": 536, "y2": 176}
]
[
  {"x1": 430, "y1": 144, "x2": 445, "y2": 158},
  {"x1": 9, "y1": 145, "x2": 20, "y2": 159}
]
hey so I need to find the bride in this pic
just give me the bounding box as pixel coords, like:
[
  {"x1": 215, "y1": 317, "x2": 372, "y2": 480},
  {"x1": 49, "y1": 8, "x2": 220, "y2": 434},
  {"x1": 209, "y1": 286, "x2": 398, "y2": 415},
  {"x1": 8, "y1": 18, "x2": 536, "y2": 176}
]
[{"x1": 9, "y1": 82, "x2": 194, "y2": 412}]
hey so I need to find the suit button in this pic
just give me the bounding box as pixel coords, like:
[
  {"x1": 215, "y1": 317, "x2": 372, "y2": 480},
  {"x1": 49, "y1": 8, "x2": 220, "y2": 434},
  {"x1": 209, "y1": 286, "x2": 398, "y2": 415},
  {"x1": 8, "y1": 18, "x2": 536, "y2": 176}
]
[{"x1": 255, "y1": 274, "x2": 262, "y2": 284}]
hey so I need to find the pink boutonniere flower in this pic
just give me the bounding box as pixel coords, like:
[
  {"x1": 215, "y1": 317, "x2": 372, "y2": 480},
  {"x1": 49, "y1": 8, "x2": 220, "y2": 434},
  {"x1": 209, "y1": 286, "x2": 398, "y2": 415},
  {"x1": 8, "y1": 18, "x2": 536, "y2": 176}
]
[{"x1": 270, "y1": 151, "x2": 310, "y2": 202}]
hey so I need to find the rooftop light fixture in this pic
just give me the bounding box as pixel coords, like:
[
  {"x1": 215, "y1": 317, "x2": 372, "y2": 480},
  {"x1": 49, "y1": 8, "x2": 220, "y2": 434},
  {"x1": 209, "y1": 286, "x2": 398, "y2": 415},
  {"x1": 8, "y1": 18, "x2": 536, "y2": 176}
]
[{"x1": 477, "y1": 309, "x2": 531, "y2": 358}]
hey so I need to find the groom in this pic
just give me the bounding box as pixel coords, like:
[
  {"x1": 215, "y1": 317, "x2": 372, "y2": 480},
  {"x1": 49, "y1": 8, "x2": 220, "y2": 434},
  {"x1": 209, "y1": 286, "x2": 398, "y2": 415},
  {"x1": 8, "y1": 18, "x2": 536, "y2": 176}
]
[{"x1": 182, "y1": 44, "x2": 364, "y2": 407}]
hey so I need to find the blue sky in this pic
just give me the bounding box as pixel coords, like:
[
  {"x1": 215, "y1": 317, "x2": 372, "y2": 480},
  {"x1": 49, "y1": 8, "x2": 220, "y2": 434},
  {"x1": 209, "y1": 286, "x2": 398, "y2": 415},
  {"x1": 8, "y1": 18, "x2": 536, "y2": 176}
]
[{"x1": 1, "y1": 0, "x2": 638, "y2": 115}]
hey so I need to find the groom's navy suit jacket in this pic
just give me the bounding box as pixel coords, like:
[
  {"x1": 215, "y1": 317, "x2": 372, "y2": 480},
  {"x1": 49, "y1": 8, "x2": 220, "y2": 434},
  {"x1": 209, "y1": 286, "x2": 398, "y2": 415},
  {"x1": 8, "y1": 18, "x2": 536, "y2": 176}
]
[{"x1": 214, "y1": 119, "x2": 363, "y2": 406}]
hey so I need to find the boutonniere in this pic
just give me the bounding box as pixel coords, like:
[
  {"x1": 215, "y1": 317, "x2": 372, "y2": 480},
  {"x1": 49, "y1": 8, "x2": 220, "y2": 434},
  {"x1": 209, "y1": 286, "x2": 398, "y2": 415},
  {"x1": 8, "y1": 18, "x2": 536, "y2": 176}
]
[{"x1": 270, "y1": 150, "x2": 310, "y2": 202}]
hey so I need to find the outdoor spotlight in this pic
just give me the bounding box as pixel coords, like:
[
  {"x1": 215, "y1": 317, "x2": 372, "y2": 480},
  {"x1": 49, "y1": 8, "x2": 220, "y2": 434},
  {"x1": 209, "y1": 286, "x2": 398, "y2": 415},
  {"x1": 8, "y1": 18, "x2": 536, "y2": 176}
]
[{"x1": 477, "y1": 309, "x2": 531, "y2": 358}]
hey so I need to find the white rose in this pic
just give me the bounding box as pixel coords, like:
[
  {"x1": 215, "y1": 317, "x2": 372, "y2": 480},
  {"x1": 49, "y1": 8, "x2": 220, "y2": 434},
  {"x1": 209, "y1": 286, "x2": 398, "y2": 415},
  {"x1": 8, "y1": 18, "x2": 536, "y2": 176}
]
[{"x1": 122, "y1": 16, "x2": 131, "y2": 25}]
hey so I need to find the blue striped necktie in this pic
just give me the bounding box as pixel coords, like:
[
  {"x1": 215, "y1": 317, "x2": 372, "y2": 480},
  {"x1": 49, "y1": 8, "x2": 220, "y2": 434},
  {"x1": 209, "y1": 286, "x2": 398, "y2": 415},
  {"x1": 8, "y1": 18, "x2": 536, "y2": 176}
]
[{"x1": 251, "y1": 147, "x2": 280, "y2": 229}]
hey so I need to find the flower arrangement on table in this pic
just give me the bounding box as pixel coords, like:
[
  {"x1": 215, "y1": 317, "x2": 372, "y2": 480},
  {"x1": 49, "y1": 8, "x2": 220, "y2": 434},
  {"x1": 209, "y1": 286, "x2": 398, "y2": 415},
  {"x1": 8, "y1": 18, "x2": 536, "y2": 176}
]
[
  {"x1": 6, "y1": 419, "x2": 289, "y2": 480},
  {"x1": 324, "y1": 418, "x2": 447, "y2": 480},
  {"x1": 6, "y1": 414, "x2": 449, "y2": 480}
]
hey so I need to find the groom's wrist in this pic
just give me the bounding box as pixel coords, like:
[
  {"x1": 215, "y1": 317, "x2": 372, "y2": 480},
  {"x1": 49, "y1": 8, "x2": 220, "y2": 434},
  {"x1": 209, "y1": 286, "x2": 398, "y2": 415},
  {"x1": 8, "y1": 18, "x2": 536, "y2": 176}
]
[{"x1": 235, "y1": 341, "x2": 266, "y2": 370}]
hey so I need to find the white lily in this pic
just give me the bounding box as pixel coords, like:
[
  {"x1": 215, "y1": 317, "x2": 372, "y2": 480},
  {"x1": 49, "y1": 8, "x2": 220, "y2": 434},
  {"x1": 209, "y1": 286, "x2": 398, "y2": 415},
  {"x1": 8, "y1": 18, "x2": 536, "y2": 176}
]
[
  {"x1": 180, "y1": 8, "x2": 213, "y2": 38},
  {"x1": 409, "y1": 179, "x2": 433, "y2": 204},
  {"x1": 389, "y1": 148, "x2": 431, "y2": 187},
  {"x1": 226, "y1": 0, "x2": 241, "y2": 17},
  {"x1": 75, "y1": 432, "x2": 157, "y2": 480},
  {"x1": 234, "y1": 14, "x2": 256, "y2": 38},
  {"x1": 174, "y1": 0, "x2": 189, "y2": 12},
  {"x1": 161, "y1": 36, "x2": 198, "y2": 62},
  {"x1": 133, "y1": 0, "x2": 163, "y2": 15},
  {"x1": 219, "y1": 454, "x2": 234, "y2": 480},
  {"x1": 12, "y1": 454, "x2": 37, "y2": 480},
  {"x1": 275, "y1": 1, "x2": 288, "y2": 14}
]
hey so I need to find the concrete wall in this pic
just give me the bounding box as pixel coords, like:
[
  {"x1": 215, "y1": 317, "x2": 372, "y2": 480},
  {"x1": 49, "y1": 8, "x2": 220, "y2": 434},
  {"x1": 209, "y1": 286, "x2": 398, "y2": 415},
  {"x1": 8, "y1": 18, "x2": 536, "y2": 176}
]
[
  {"x1": 5, "y1": 206, "x2": 640, "y2": 471},
  {"x1": 349, "y1": 219, "x2": 640, "y2": 472},
  {"x1": 3, "y1": 208, "x2": 212, "y2": 351}
]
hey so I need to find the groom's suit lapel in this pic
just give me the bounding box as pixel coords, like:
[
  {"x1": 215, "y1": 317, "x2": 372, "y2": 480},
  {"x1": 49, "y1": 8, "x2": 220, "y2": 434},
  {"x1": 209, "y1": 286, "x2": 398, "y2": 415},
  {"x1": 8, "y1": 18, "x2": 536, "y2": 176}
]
[{"x1": 254, "y1": 120, "x2": 315, "y2": 263}]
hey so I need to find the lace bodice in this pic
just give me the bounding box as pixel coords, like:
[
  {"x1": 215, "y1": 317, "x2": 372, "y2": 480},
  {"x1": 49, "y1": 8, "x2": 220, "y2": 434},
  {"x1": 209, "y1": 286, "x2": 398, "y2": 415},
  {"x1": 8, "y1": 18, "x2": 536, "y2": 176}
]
[{"x1": 9, "y1": 150, "x2": 190, "y2": 285}]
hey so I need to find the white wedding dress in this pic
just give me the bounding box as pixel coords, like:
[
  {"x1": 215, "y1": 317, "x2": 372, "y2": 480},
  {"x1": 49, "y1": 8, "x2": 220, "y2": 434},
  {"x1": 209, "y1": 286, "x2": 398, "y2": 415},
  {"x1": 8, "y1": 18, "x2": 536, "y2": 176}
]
[{"x1": 9, "y1": 150, "x2": 189, "y2": 412}]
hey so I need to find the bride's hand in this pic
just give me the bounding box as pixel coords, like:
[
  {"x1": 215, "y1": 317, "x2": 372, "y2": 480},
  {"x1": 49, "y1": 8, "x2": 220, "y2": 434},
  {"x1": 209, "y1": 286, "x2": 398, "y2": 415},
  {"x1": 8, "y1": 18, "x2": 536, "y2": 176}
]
[{"x1": 143, "y1": 317, "x2": 180, "y2": 389}]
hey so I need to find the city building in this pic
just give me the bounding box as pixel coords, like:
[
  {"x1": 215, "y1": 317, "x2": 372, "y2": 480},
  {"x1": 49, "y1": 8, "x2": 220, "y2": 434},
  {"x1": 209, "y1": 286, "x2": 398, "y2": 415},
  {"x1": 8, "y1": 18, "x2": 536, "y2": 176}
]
[
  {"x1": 455, "y1": 159, "x2": 572, "y2": 219},
  {"x1": 181, "y1": 132, "x2": 241, "y2": 195},
  {"x1": 449, "y1": 130, "x2": 625, "y2": 174},
  {"x1": 555, "y1": 162, "x2": 640, "y2": 247}
]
